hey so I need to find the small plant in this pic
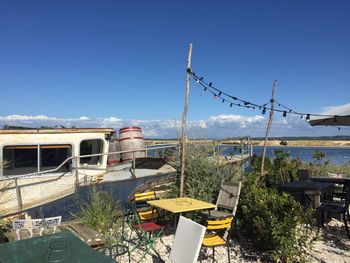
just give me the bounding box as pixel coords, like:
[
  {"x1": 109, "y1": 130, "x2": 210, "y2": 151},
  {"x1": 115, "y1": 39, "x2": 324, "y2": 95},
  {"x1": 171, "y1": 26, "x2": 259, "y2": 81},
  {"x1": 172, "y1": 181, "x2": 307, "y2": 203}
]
[{"x1": 73, "y1": 187, "x2": 122, "y2": 237}]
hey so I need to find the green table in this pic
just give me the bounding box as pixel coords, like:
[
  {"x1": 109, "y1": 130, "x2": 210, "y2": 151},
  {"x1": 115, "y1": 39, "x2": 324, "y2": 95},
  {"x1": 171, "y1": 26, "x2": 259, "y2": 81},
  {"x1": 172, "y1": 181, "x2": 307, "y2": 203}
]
[{"x1": 0, "y1": 231, "x2": 116, "y2": 263}]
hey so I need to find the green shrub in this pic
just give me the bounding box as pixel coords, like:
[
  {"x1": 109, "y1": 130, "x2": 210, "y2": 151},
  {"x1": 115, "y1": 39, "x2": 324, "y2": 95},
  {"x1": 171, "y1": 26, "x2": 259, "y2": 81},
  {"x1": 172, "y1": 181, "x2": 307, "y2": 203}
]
[
  {"x1": 301, "y1": 161, "x2": 350, "y2": 178},
  {"x1": 251, "y1": 151, "x2": 302, "y2": 186},
  {"x1": 239, "y1": 175, "x2": 317, "y2": 262},
  {"x1": 169, "y1": 143, "x2": 240, "y2": 203}
]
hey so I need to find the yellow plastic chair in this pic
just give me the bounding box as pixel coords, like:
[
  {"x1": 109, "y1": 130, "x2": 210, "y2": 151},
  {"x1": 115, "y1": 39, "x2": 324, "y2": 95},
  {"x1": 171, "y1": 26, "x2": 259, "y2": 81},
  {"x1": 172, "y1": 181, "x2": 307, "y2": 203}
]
[
  {"x1": 202, "y1": 217, "x2": 233, "y2": 263},
  {"x1": 133, "y1": 191, "x2": 159, "y2": 221}
]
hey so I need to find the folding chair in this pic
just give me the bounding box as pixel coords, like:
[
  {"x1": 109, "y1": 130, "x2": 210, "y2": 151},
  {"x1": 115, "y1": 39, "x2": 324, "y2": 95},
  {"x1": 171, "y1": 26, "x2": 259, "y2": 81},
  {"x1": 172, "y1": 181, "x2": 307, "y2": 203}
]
[
  {"x1": 202, "y1": 217, "x2": 233, "y2": 263},
  {"x1": 201, "y1": 182, "x2": 241, "y2": 219},
  {"x1": 126, "y1": 205, "x2": 163, "y2": 262},
  {"x1": 132, "y1": 191, "x2": 159, "y2": 221},
  {"x1": 169, "y1": 216, "x2": 206, "y2": 263}
]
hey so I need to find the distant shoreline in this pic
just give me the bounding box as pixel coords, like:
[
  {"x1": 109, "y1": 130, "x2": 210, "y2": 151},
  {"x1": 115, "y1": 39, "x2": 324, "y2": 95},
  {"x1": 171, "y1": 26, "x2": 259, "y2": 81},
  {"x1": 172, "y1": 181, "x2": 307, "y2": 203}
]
[{"x1": 146, "y1": 139, "x2": 350, "y2": 148}]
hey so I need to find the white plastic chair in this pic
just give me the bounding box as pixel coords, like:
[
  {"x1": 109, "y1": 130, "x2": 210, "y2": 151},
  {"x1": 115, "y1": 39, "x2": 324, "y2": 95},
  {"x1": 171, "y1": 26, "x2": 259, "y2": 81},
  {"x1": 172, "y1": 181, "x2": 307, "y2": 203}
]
[{"x1": 169, "y1": 216, "x2": 206, "y2": 263}]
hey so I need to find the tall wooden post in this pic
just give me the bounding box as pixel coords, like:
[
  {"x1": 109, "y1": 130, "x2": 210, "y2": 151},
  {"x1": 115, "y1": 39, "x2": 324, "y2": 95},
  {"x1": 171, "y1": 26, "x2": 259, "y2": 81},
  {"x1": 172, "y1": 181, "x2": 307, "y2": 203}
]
[
  {"x1": 260, "y1": 80, "x2": 277, "y2": 177},
  {"x1": 180, "y1": 43, "x2": 193, "y2": 197}
]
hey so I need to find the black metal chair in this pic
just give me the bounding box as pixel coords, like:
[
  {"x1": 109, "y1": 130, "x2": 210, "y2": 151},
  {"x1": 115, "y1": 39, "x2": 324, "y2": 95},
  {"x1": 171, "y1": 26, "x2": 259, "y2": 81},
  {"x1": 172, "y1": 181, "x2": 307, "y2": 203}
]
[
  {"x1": 320, "y1": 190, "x2": 350, "y2": 238},
  {"x1": 298, "y1": 169, "x2": 310, "y2": 182}
]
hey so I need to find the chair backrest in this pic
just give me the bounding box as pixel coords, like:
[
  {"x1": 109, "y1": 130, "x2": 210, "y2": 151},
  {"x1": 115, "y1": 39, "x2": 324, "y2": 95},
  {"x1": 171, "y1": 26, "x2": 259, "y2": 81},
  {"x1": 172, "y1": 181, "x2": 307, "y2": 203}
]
[
  {"x1": 134, "y1": 191, "x2": 157, "y2": 202},
  {"x1": 169, "y1": 216, "x2": 206, "y2": 263},
  {"x1": 207, "y1": 217, "x2": 233, "y2": 231},
  {"x1": 298, "y1": 169, "x2": 310, "y2": 182},
  {"x1": 216, "y1": 181, "x2": 242, "y2": 216},
  {"x1": 13, "y1": 216, "x2": 62, "y2": 240}
]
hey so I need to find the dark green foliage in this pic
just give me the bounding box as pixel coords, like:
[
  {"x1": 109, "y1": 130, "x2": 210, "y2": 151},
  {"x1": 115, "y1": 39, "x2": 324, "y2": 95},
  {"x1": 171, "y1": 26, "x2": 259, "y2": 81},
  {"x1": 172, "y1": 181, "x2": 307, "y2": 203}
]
[
  {"x1": 239, "y1": 174, "x2": 317, "y2": 262},
  {"x1": 312, "y1": 150, "x2": 326, "y2": 163},
  {"x1": 251, "y1": 151, "x2": 302, "y2": 186},
  {"x1": 280, "y1": 140, "x2": 288, "y2": 146}
]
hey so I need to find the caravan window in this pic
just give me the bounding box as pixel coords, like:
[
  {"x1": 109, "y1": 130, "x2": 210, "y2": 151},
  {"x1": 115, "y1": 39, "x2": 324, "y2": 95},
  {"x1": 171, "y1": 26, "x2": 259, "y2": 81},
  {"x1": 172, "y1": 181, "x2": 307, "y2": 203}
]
[
  {"x1": 2, "y1": 145, "x2": 72, "y2": 176},
  {"x1": 3, "y1": 146, "x2": 38, "y2": 176},
  {"x1": 79, "y1": 139, "x2": 103, "y2": 165},
  {"x1": 40, "y1": 145, "x2": 72, "y2": 172}
]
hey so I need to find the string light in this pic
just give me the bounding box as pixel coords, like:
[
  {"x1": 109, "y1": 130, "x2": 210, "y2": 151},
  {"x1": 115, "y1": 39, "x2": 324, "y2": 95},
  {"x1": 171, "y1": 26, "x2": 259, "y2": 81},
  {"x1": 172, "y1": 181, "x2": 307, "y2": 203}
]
[{"x1": 189, "y1": 69, "x2": 345, "y2": 121}]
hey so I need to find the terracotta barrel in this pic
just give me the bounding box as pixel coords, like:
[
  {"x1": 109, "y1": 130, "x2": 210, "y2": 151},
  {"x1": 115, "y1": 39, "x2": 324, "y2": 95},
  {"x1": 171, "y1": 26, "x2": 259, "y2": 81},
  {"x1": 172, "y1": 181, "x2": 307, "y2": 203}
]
[{"x1": 119, "y1": 126, "x2": 146, "y2": 162}]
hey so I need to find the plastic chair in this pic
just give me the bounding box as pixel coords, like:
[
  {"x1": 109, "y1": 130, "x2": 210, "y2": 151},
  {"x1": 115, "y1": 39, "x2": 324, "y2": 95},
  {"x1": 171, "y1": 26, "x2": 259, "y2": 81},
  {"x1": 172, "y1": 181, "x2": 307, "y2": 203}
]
[
  {"x1": 126, "y1": 205, "x2": 163, "y2": 262},
  {"x1": 169, "y1": 216, "x2": 206, "y2": 263},
  {"x1": 132, "y1": 191, "x2": 159, "y2": 221},
  {"x1": 202, "y1": 217, "x2": 233, "y2": 263},
  {"x1": 201, "y1": 182, "x2": 241, "y2": 219}
]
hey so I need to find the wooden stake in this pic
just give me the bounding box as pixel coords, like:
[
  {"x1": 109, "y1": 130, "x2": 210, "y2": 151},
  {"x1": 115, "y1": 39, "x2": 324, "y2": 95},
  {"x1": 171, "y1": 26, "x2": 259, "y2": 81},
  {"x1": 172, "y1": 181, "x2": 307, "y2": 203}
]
[
  {"x1": 180, "y1": 43, "x2": 193, "y2": 197},
  {"x1": 260, "y1": 80, "x2": 277, "y2": 177}
]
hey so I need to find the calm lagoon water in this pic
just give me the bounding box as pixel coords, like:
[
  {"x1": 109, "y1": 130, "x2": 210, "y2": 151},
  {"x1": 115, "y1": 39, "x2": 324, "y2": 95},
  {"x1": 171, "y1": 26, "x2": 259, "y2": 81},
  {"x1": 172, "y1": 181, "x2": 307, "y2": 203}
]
[{"x1": 219, "y1": 146, "x2": 350, "y2": 165}]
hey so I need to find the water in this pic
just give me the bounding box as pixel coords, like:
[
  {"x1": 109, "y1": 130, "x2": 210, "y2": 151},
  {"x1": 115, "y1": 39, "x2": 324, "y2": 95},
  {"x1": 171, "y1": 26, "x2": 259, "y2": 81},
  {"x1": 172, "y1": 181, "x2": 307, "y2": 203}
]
[{"x1": 219, "y1": 146, "x2": 350, "y2": 165}]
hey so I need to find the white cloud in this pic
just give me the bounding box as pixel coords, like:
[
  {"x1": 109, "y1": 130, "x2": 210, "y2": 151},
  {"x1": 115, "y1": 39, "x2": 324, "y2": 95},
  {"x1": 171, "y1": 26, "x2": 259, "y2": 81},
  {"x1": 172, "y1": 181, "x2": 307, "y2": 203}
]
[
  {"x1": 1, "y1": 115, "x2": 55, "y2": 121},
  {"x1": 0, "y1": 113, "x2": 348, "y2": 138},
  {"x1": 198, "y1": 120, "x2": 206, "y2": 129},
  {"x1": 322, "y1": 103, "x2": 350, "y2": 115}
]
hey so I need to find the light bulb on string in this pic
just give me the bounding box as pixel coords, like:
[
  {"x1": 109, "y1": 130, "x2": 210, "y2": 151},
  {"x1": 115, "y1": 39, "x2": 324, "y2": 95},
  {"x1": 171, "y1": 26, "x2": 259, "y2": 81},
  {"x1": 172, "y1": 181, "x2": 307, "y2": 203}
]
[
  {"x1": 222, "y1": 99, "x2": 225, "y2": 103},
  {"x1": 283, "y1": 111, "x2": 287, "y2": 117},
  {"x1": 262, "y1": 107, "x2": 266, "y2": 115},
  {"x1": 209, "y1": 82, "x2": 212, "y2": 87},
  {"x1": 230, "y1": 103, "x2": 233, "y2": 107}
]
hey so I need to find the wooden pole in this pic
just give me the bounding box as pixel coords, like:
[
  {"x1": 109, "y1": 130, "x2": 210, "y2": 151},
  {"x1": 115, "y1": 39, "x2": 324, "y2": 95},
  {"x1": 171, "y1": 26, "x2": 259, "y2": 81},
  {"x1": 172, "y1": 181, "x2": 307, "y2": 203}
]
[
  {"x1": 180, "y1": 43, "x2": 193, "y2": 197},
  {"x1": 260, "y1": 80, "x2": 277, "y2": 177}
]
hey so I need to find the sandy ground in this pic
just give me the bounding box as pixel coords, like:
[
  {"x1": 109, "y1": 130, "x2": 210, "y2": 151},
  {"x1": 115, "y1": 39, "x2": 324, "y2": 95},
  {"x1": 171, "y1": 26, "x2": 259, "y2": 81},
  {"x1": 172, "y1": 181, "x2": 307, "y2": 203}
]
[{"x1": 116, "y1": 219, "x2": 350, "y2": 263}]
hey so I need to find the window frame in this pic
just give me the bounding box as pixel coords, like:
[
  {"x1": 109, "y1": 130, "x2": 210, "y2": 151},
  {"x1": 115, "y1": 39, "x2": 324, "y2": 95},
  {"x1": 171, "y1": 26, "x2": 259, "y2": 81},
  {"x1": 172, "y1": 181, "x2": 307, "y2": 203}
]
[
  {"x1": 1, "y1": 144, "x2": 73, "y2": 177},
  {"x1": 79, "y1": 139, "x2": 104, "y2": 167}
]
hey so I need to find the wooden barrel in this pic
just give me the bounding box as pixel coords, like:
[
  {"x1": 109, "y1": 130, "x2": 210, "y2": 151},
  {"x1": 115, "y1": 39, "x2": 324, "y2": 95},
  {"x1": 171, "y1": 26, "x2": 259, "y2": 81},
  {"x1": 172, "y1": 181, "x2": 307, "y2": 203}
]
[
  {"x1": 107, "y1": 139, "x2": 121, "y2": 165},
  {"x1": 119, "y1": 126, "x2": 146, "y2": 162}
]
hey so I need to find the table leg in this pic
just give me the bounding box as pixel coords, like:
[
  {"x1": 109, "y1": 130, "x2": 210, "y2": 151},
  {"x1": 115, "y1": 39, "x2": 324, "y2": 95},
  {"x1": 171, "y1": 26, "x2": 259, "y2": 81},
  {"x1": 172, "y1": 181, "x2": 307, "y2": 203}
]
[{"x1": 314, "y1": 194, "x2": 321, "y2": 208}]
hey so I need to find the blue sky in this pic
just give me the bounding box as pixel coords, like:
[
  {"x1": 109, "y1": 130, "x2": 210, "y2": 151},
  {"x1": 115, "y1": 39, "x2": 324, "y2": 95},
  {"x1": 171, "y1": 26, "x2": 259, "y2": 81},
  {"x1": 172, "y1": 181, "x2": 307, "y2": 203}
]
[{"x1": 0, "y1": 0, "x2": 349, "y2": 138}]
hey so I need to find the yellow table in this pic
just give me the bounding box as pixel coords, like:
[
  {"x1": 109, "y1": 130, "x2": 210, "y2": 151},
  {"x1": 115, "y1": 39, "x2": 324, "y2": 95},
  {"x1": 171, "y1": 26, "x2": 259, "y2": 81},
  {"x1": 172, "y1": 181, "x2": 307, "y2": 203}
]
[{"x1": 147, "y1": 197, "x2": 216, "y2": 214}]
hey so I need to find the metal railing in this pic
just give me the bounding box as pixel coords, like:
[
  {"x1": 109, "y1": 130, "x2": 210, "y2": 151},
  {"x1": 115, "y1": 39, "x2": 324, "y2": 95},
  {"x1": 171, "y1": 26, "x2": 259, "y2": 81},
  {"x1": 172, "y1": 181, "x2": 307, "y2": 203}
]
[
  {"x1": 0, "y1": 144, "x2": 179, "y2": 181},
  {"x1": 0, "y1": 144, "x2": 179, "y2": 217}
]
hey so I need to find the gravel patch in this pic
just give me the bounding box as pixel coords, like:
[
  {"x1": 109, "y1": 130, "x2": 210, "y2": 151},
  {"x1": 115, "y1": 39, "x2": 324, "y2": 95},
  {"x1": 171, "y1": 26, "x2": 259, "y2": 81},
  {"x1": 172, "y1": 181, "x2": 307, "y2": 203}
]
[{"x1": 116, "y1": 219, "x2": 350, "y2": 263}]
